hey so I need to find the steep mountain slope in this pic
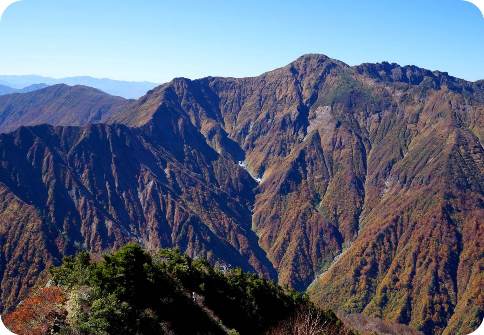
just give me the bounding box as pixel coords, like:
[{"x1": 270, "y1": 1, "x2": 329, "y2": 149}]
[
  {"x1": 109, "y1": 55, "x2": 484, "y2": 334},
  {"x1": 0, "y1": 112, "x2": 275, "y2": 311},
  {"x1": 110, "y1": 56, "x2": 368, "y2": 290},
  {"x1": 0, "y1": 55, "x2": 482, "y2": 334},
  {"x1": 307, "y1": 84, "x2": 483, "y2": 334},
  {"x1": 0, "y1": 84, "x2": 128, "y2": 133}
]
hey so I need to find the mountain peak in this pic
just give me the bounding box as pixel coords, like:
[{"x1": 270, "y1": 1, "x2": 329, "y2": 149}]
[
  {"x1": 286, "y1": 53, "x2": 343, "y2": 71},
  {"x1": 294, "y1": 53, "x2": 331, "y2": 62}
]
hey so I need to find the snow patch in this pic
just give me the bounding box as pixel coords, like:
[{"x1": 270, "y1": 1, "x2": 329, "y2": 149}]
[{"x1": 238, "y1": 160, "x2": 262, "y2": 184}]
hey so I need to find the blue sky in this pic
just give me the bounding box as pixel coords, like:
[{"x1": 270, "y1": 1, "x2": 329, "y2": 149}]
[{"x1": 0, "y1": 0, "x2": 483, "y2": 83}]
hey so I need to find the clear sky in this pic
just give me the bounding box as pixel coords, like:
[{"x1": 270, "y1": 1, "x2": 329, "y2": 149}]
[{"x1": 0, "y1": 0, "x2": 483, "y2": 83}]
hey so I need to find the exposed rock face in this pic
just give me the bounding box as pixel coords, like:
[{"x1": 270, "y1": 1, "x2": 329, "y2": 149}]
[
  {"x1": 0, "y1": 84, "x2": 129, "y2": 134},
  {"x1": 0, "y1": 54, "x2": 482, "y2": 335}
]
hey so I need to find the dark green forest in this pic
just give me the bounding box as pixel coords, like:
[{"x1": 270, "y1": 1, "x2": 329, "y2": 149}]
[{"x1": 6, "y1": 244, "x2": 354, "y2": 335}]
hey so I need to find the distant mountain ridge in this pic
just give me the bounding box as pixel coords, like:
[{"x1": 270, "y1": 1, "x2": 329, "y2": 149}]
[
  {"x1": 0, "y1": 84, "x2": 17, "y2": 96},
  {"x1": 0, "y1": 54, "x2": 482, "y2": 335},
  {"x1": 0, "y1": 75, "x2": 158, "y2": 99},
  {"x1": 0, "y1": 83, "x2": 49, "y2": 96},
  {"x1": 0, "y1": 84, "x2": 129, "y2": 134}
]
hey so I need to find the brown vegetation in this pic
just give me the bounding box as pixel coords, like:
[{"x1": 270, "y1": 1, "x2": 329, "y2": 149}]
[{"x1": 0, "y1": 54, "x2": 482, "y2": 335}]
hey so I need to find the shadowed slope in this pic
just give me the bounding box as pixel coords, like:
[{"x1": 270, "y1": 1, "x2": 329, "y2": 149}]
[{"x1": 0, "y1": 105, "x2": 276, "y2": 310}]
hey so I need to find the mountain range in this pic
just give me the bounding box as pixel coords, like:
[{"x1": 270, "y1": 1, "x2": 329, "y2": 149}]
[
  {"x1": 0, "y1": 54, "x2": 482, "y2": 335},
  {"x1": 0, "y1": 83, "x2": 49, "y2": 96},
  {"x1": 0, "y1": 75, "x2": 158, "y2": 99}
]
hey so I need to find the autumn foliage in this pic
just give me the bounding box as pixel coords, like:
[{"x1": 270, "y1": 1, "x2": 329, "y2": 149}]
[
  {"x1": 4, "y1": 287, "x2": 67, "y2": 335},
  {"x1": 3, "y1": 244, "x2": 354, "y2": 335}
]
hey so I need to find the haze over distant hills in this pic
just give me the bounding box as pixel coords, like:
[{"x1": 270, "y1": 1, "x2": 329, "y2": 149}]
[
  {"x1": 0, "y1": 54, "x2": 482, "y2": 335},
  {"x1": 0, "y1": 75, "x2": 158, "y2": 99},
  {"x1": 0, "y1": 83, "x2": 49, "y2": 96}
]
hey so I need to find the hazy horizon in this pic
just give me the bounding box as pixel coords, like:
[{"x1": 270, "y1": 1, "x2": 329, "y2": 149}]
[{"x1": 0, "y1": 0, "x2": 483, "y2": 83}]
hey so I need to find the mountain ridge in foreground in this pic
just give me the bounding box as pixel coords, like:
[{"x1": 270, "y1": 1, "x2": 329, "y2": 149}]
[
  {"x1": 4, "y1": 244, "x2": 355, "y2": 335},
  {"x1": 0, "y1": 54, "x2": 482, "y2": 335}
]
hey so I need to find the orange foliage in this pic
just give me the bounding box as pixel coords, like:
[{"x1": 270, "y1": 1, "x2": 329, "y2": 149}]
[{"x1": 3, "y1": 287, "x2": 67, "y2": 335}]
